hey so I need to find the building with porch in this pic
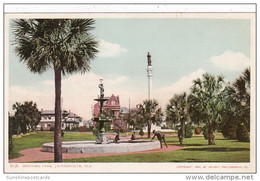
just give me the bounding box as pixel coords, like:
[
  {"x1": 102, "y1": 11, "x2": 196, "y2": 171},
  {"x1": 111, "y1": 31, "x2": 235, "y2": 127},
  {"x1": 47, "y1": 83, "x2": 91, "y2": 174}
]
[{"x1": 38, "y1": 109, "x2": 82, "y2": 131}]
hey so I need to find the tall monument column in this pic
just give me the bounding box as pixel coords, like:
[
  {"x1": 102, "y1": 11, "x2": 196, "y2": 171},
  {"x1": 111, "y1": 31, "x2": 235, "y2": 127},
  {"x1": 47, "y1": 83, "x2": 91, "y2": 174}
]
[{"x1": 147, "y1": 52, "x2": 152, "y2": 100}]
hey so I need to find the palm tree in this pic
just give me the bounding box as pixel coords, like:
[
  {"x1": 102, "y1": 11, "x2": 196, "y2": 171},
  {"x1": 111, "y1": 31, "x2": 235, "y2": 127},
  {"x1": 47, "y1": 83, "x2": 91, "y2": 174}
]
[
  {"x1": 189, "y1": 73, "x2": 225, "y2": 145},
  {"x1": 223, "y1": 68, "x2": 250, "y2": 141},
  {"x1": 166, "y1": 92, "x2": 190, "y2": 143},
  {"x1": 231, "y1": 68, "x2": 250, "y2": 129},
  {"x1": 12, "y1": 19, "x2": 99, "y2": 162},
  {"x1": 138, "y1": 99, "x2": 163, "y2": 138}
]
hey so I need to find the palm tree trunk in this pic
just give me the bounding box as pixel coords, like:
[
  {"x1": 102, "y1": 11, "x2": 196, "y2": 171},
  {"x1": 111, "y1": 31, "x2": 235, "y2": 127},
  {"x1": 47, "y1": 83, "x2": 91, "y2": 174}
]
[
  {"x1": 147, "y1": 122, "x2": 151, "y2": 138},
  {"x1": 54, "y1": 67, "x2": 62, "y2": 162},
  {"x1": 208, "y1": 123, "x2": 215, "y2": 145},
  {"x1": 180, "y1": 119, "x2": 184, "y2": 144}
]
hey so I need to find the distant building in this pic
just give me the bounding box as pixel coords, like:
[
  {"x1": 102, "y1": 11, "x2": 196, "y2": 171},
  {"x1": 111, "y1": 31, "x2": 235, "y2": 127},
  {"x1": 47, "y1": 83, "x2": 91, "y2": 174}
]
[
  {"x1": 38, "y1": 109, "x2": 82, "y2": 131},
  {"x1": 120, "y1": 107, "x2": 129, "y2": 115},
  {"x1": 93, "y1": 94, "x2": 121, "y2": 119}
]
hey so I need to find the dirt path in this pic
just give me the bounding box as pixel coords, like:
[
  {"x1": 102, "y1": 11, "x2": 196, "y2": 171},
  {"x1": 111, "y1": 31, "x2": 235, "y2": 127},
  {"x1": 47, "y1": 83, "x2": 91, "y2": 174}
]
[{"x1": 9, "y1": 145, "x2": 183, "y2": 163}]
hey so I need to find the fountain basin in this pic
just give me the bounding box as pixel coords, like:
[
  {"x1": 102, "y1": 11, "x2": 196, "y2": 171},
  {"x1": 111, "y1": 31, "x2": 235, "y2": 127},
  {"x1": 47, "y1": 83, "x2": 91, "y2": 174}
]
[{"x1": 42, "y1": 140, "x2": 160, "y2": 154}]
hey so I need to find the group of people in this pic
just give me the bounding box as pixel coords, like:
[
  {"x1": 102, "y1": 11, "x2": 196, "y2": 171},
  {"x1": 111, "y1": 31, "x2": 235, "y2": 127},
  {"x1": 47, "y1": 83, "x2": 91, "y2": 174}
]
[
  {"x1": 113, "y1": 132, "x2": 136, "y2": 143},
  {"x1": 114, "y1": 128, "x2": 184, "y2": 149}
]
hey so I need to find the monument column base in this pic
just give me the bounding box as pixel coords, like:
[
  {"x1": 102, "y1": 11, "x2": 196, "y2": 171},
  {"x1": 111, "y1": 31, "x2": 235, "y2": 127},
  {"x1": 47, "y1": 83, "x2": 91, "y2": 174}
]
[{"x1": 96, "y1": 133, "x2": 109, "y2": 144}]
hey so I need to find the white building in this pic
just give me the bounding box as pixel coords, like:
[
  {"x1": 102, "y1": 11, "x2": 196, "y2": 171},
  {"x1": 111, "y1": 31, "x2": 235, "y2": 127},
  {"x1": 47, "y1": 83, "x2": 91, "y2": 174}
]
[{"x1": 38, "y1": 109, "x2": 82, "y2": 130}]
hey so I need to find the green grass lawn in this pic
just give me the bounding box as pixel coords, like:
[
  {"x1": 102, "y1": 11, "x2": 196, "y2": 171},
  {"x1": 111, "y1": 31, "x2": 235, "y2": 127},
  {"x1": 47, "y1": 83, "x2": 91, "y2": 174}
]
[
  {"x1": 9, "y1": 131, "x2": 95, "y2": 159},
  {"x1": 63, "y1": 135, "x2": 250, "y2": 163},
  {"x1": 10, "y1": 131, "x2": 250, "y2": 162}
]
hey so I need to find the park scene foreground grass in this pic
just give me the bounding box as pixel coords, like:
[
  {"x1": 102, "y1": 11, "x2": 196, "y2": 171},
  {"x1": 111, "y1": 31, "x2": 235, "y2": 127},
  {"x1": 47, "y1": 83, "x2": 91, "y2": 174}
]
[{"x1": 9, "y1": 131, "x2": 250, "y2": 163}]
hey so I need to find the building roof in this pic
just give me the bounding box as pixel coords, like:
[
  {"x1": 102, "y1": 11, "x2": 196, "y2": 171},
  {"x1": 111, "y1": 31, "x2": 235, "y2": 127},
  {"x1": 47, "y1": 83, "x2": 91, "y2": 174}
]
[
  {"x1": 41, "y1": 110, "x2": 80, "y2": 118},
  {"x1": 41, "y1": 110, "x2": 55, "y2": 115}
]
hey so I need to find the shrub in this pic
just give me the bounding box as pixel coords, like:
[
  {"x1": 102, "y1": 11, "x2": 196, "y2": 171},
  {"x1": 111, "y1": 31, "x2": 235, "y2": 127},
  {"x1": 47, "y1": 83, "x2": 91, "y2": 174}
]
[
  {"x1": 202, "y1": 126, "x2": 208, "y2": 140},
  {"x1": 92, "y1": 127, "x2": 99, "y2": 137},
  {"x1": 219, "y1": 115, "x2": 238, "y2": 139},
  {"x1": 221, "y1": 125, "x2": 237, "y2": 139},
  {"x1": 40, "y1": 126, "x2": 43, "y2": 131},
  {"x1": 78, "y1": 126, "x2": 87, "y2": 132},
  {"x1": 237, "y1": 124, "x2": 250, "y2": 142},
  {"x1": 70, "y1": 127, "x2": 78, "y2": 132},
  {"x1": 113, "y1": 120, "x2": 127, "y2": 133},
  {"x1": 65, "y1": 126, "x2": 71, "y2": 131},
  {"x1": 194, "y1": 127, "x2": 202, "y2": 134},
  {"x1": 139, "y1": 129, "x2": 144, "y2": 137},
  {"x1": 49, "y1": 127, "x2": 54, "y2": 131},
  {"x1": 86, "y1": 126, "x2": 94, "y2": 132},
  {"x1": 184, "y1": 122, "x2": 193, "y2": 138}
]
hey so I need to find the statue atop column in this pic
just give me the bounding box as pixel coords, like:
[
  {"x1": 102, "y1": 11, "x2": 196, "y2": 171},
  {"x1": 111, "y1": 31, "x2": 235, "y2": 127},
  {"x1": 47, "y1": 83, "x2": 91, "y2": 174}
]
[
  {"x1": 147, "y1": 52, "x2": 152, "y2": 66},
  {"x1": 99, "y1": 78, "x2": 104, "y2": 98}
]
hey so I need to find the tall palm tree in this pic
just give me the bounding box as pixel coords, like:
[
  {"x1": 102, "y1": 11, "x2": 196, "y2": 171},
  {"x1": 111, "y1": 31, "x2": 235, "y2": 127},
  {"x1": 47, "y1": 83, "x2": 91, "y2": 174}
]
[
  {"x1": 138, "y1": 99, "x2": 163, "y2": 138},
  {"x1": 223, "y1": 68, "x2": 250, "y2": 141},
  {"x1": 166, "y1": 92, "x2": 189, "y2": 143},
  {"x1": 12, "y1": 19, "x2": 99, "y2": 162},
  {"x1": 231, "y1": 68, "x2": 250, "y2": 129},
  {"x1": 189, "y1": 73, "x2": 225, "y2": 145}
]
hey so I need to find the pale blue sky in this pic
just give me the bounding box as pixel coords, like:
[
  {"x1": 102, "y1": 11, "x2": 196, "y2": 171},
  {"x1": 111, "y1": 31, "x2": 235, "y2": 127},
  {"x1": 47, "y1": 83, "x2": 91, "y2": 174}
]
[
  {"x1": 8, "y1": 18, "x2": 251, "y2": 119},
  {"x1": 9, "y1": 18, "x2": 250, "y2": 87}
]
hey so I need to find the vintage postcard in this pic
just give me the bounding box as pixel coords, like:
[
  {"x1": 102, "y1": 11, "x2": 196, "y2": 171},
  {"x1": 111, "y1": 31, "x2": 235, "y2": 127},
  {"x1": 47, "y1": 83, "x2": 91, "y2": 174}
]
[{"x1": 4, "y1": 4, "x2": 256, "y2": 173}]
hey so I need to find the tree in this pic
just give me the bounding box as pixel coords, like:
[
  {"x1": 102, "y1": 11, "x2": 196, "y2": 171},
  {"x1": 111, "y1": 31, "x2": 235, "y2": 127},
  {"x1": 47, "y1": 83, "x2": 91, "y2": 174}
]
[
  {"x1": 189, "y1": 73, "x2": 225, "y2": 145},
  {"x1": 113, "y1": 119, "x2": 128, "y2": 133},
  {"x1": 123, "y1": 108, "x2": 142, "y2": 130},
  {"x1": 138, "y1": 99, "x2": 163, "y2": 138},
  {"x1": 231, "y1": 68, "x2": 250, "y2": 131},
  {"x1": 166, "y1": 92, "x2": 191, "y2": 144},
  {"x1": 221, "y1": 68, "x2": 250, "y2": 141},
  {"x1": 9, "y1": 114, "x2": 14, "y2": 157},
  {"x1": 12, "y1": 19, "x2": 99, "y2": 162},
  {"x1": 12, "y1": 101, "x2": 41, "y2": 134}
]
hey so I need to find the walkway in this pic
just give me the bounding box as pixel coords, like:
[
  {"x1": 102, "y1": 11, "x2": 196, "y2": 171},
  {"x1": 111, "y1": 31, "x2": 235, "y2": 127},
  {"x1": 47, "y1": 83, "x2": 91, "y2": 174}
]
[{"x1": 9, "y1": 145, "x2": 183, "y2": 163}]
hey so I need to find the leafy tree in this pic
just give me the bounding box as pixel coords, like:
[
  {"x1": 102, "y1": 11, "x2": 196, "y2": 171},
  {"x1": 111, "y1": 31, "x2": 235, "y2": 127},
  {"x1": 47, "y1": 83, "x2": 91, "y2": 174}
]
[
  {"x1": 12, "y1": 19, "x2": 99, "y2": 162},
  {"x1": 12, "y1": 101, "x2": 41, "y2": 134},
  {"x1": 138, "y1": 99, "x2": 163, "y2": 138},
  {"x1": 237, "y1": 123, "x2": 250, "y2": 142},
  {"x1": 184, "y1": 122, "x2": 193, "y2": 138},
  {"x1": 113, "y1": 119, "x2": 127, "y2": 133},
  {"x1": 221, "y1": 68, "x2": 250, "y2": 141},
  {"x1": 166, "y1": 92, "x2": 191, "y2": 143},
  {"x1": 189, "y1": 73, "x2": 225, "y2": 145},
  {"x1": 123, "y1": 108, "x2": 144, "y2": 130},
  {"x1": 8, "y1": 114, "x2": 14, "y2": 157}
]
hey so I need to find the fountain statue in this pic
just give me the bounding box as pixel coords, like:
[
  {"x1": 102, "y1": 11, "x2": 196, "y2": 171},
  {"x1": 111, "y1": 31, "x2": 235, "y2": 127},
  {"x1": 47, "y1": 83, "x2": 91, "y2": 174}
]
[{"x1": 93, "y1": 78, "x2": 112, "y2": 144}]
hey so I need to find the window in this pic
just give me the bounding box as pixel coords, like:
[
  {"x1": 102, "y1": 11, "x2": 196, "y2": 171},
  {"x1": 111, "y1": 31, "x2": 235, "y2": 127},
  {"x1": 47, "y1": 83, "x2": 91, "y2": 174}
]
[{"x1": 111, "y1": 100, "x2": 115, "y2": 105}]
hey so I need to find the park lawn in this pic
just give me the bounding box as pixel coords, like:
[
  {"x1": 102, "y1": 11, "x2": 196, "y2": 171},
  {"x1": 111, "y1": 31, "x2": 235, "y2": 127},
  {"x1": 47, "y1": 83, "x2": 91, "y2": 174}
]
[
  {"x1": 62, "y1": 135, "x2": 250, "y2": 163},
  {"x1": 10, "y1": 131, "x2": 250, "y2": 162},
  {"x1": 9, "y1": 131, "x2": 95, "y2": 159}
]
